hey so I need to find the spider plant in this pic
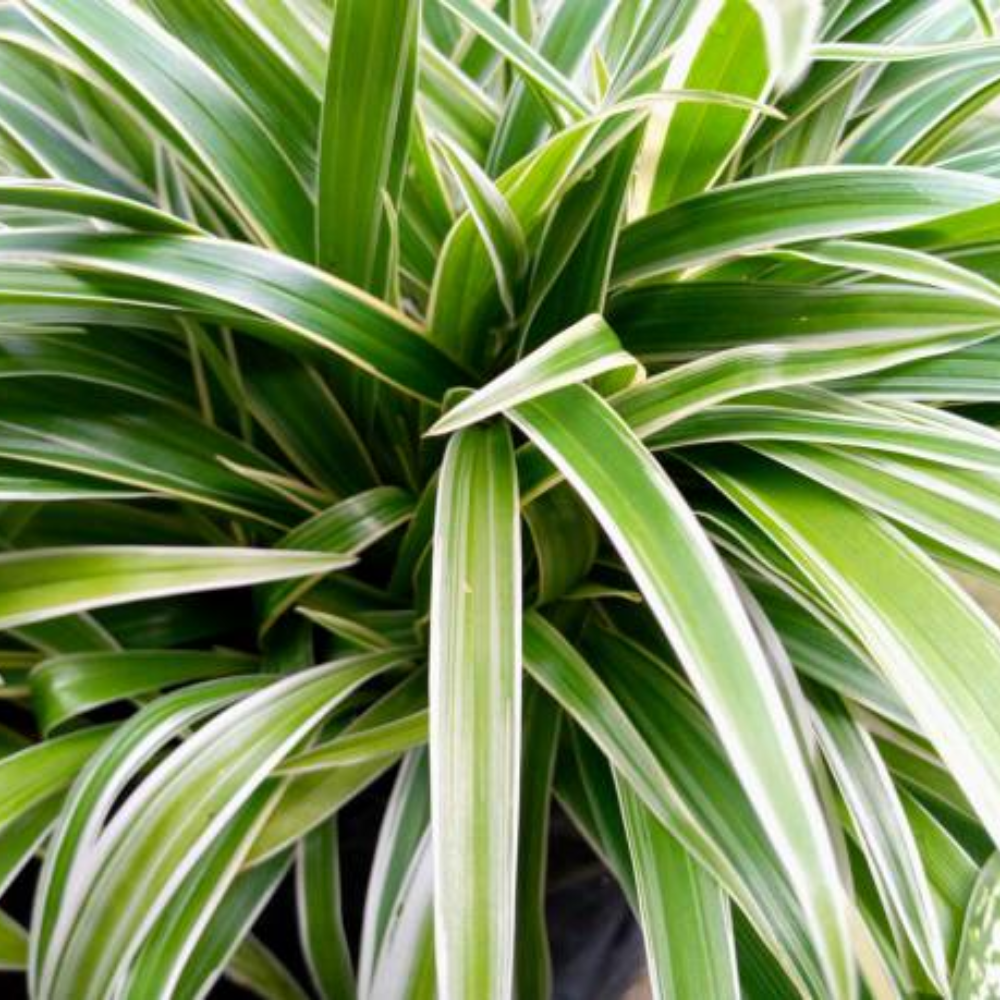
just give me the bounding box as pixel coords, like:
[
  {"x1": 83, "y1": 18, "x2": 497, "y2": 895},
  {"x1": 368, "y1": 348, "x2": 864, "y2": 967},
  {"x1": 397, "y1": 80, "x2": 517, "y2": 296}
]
[{"x1": 1, "y1": 0, "x2": 1000, "y2": 997}]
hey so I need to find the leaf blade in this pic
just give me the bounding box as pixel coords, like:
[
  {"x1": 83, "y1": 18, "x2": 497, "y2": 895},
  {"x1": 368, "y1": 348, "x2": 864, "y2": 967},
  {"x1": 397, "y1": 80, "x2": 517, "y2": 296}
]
[
  {"x1": 429, "y1": 422, "x2": 521, "y2": 1000},
  {"x1": 509, "y1": 385, "x2": 853, "y2": 999}
]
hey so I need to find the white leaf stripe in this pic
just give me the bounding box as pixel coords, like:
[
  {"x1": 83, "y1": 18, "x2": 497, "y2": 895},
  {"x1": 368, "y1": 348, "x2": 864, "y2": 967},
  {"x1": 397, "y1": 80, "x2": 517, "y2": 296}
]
[{"x1": 31, "y1": 678, "x2": 266, "y2": 993}]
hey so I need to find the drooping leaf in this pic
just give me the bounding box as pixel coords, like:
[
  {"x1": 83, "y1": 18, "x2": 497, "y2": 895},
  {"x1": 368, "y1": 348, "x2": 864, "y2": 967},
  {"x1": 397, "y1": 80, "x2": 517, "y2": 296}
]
[
  {"x1": 699, "y1": 455, "x2": 1000, "y2": 858},
  {"x1": 38, "y1": 653, "x2": 397, "y2": 1000},
  {"x1": 510, "y1": 385, "x2": 853, "y2": 998},
  {"x1": 30, "y1": 648, "x2": 254, "y2": 735},
  {"x1": 0, "y1": 231, "x2": 469, "y2": 403},
  {"x1": 615, "y1": 167, "x2": 1000, "y2": 282},
  {"x1": 0, "y1": 545, "x2": 354, "y2": 631}
]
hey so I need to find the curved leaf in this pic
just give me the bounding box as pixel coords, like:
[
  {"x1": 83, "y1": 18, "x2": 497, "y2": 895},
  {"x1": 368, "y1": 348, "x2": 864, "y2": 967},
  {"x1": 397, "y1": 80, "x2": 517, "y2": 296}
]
[
  {"x1": 0, "y1": 230, "x2": 468, "y2": 403},
  {"x1": 510, "y1": 385, "x2": 853, "y2": 999}
]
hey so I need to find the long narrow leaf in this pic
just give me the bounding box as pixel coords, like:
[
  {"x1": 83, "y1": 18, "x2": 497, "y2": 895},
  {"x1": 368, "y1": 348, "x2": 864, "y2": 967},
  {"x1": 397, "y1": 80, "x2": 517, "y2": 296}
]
[
  {"x1": 0, "y1": 546, "x2": 353, "y2": 630},
  {"x1": 699, "y1": 456, "x2": 1000, "y2": 863},
  {"x1": 617, "y1": 778, "x2": 740, "y2": 1000},
  {"x1": 429, "y1": 422, "x2": 521, "y2": 1000},
  {"x1": 509, "y1": 384, "x2": 853, "y2": 998}
]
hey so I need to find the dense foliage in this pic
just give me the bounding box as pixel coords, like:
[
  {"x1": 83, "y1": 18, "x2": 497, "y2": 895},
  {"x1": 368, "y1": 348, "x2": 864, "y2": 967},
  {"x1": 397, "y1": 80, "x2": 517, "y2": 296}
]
[{"x1": 2, "y1": 0, "x2": 1000, "y2": 997}]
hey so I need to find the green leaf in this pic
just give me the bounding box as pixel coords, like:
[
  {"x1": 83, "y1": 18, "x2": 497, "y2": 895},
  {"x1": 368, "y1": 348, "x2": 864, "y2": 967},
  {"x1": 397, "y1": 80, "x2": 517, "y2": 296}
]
[
  {"x1": 237, "y1": 342, "x2": 380, "y2": 497},
  {"x1": 248, "y1": 754, "x2": 410, "y2": 864},
  {"x1": 523, "y1": 609, "x2": 823, "y2": 995},
  {"x1": 225, "y1": 0, "x2": 327, "y2": 88},
  {"x1": 745, "y1": 443, "x2": 1000, "y2": 579},
  {"x1": 519, "y1": 129, "x2": 639, "y2": 352},
  {"x1": 650, "y1": 388, "x2": 1000, "y2": 474},
  {"x1": 0, "y1": 327, "x2": 195, "y2": 407},
  {"x1": 617, "y1": 778, "x2": 740, "y2": 1000},
  {"x1": 900, "y1": 790, "x2": 979, "y2": 963},
  {"x1": 616, "y1": 324, "x2": 993, "y2": 440},
  {"x1": 227, "y1": 936, "x2": 310, "y2": 1000},
  {"x1": 785, "y1": 239, "x2": 1000, "y2": 309},
  {"x1": 635, "y1": 0, "x2": 770, "y2": 211},
  {"x1": 30, "y1": 677, "x2": 274, "y2": 989},
  {"x1": 610, "y1": 282, "x2": 1000, "y2": 364},
  {"x1": 278, "y1": 674, "x2": 427, "y2": 775},
  {"x1": 122, "y1": 788, "x2": 284, "y2": 1000},
  {"x1": 509, "y1": 385, "x2": 853, "y2": 999},
  {"x1": 438, "y1": 0, "x2": 591, "y2": 117},
  {"x1": 432, "y1": 133, "x2": 529, "y2": 318},
  {"x1": 953, "y1": 852, "x2": 1000, "y2": 999},
  {"x1": 9, "y1": 3, "x2": 1000, "y2": 994},
  {"x1": 615, "y1": 167, "x2": 1000, "y2": 282},
  {"x1": 0, "y1": 725, "x2": 110, "y2": 836},
  {"x1": 245, "y1": 677, "x2": 419, "y2": 864},
  {"x1": 811, "y1": 686, "x2": 949, "y2": 990},
  {"x1": 428, "y1": 314, "x2": 641, "y2": 435},
  {"x1": 0, "y1": 545, "x2": 354, "y2": 630},
  {"x1": 418, "y1": 41, "x2": 498, "y2": 160},
  {"x1": 0, "y1": 68, "x2": 151, "y2": 200},
  {"x1": 357, "y1": 751, "x2": 430, "y2": 996},
  {"x1": 487, "y1": 0, "x2": 612, "y2": 173},
  {"x1": 280, "y1": 709, "x2": 427, "y2": 774},
  {"x1": 523, "y1": 483, "x2": 599, "y2": 605},
  {"x1": 514, "y1": 681, "x2": 559, "y2": 1000},
  {"x1": 840, "y1": 51, "x2": 1000, "y2": 165},
  {"x1": 429, "y1": 109, "x2": 643, "y2": 367},
  {"x1": 317, "y1": 0, "x2": 419, "y2": 294},
  {"x1": 0, "y1": 230, "x2": 468, "y2": 403},
  {"x1": 0, "y1": 911, "x2": 27, "y2": 971},
  {"x1": 0, "y1": 177, "x2": 197, "y2": 232},
  {"x1": 754, "y1": 581, "x2": 912, "y2": 727},
  {"x1": 30, "y1": 648, "x2": 254, "y2": 735},
  {"x1": 365, "y1": 833, "x2": 436, "y2": 1000},
  {"x1": 143, "y1": 0, "x2": 320, "y2": 186},
  {"x1": 296, "y1": 820, "x2": 355, "y2": 1000},
  {"x1": 429, "y1": 422, "x2": 521, "y2": 1000},
  {"x1": 0, "y1": 381, "x2": 297, "y2": 524},
  {"x1": 0, "y1": 796, "x2": 61, "y2": 900},
  {"x1": 835, "y1": 340, "x2": 1000, "y2": 402},
  {"x1": 24, "y1": 0, "x2": 314, "y2": 257},
  {"x1": 813, "y1": 40, "x2": 1000, "y2": 62},
  {"x1": 699, "y1": 455, "x2": 1000, "y2": 867},
  {"x1": 172, "y1": 853, "x2": 291, "y2": 1000},
  {"x1": 257, "y1": 487, "x2": 414, "y2": 635},
  {"x1": 38, "y1": 652, "x2": 397, "y2": 1000},
  {"x1": 523, "y1": 613, "x2": 727, "y2": 875},
  {"x1": 556, "y1": 723, "x2": 637, "y2": 903}
]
